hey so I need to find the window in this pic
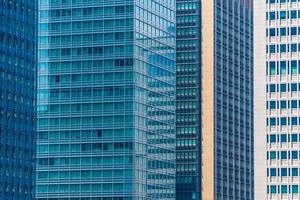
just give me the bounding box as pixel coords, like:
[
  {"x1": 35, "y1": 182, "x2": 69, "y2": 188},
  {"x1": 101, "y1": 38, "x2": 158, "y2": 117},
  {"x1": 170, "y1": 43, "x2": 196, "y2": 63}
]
[
  {"x1": 291, "y1": 134, "x2": 298, "y2": 142},
  {"x1": 281, "y1": 134, "x2": 287, "y2": 142},
  {"x1": 292, "y1": 151, "x2": 298, "y2": 159},
  {"x1": 270, "y1": 168, "x2": 276, "y2": 176},
  {"x1": 281, "y1": 168, "x2": 288, "y2": 177},
  {"x1": 281, "y1": 185, "x2": 288, "y2": 194},
  {"x1": 281, "y1": 151, "x2": 287, "y2": 159},
  {"x1": 292, "y1": 185, "x2": 299, "y2": 193},
  {"x1": 270, "y1": 134, "x2": 276, "y2": 143},
  {"x1": 292, "y1": 168, "x2": 298, "y2": 176}
]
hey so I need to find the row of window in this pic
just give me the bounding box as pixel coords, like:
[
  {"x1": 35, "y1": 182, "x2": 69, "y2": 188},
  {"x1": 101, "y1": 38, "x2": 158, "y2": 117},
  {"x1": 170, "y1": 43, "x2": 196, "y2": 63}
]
[
  {"x1": 267, "y1": 10, "x2": 300, "y2": 20},
  {"x1": 267, "y1": 150, "x2": 300, "y2": 159},
  {"x1": 39, "y1": 60, "x2": 132, "y2": 72},
  {"x1": 268, "y1": 167, "x2": 299, "y2": 176},
  {"x1": 38, "y1": 72, "x2": 133, "y2": 85},
  {"x1": 38, "y1": 129, "x2": 132, "y2": 140},
  {"x1": 39, "y1": 46, "x2": 133, "y2": 59},
  {"x1": 267, "y1": 83, "x2": 300, "y2": 92},
  {"x1": 267, "y1": 0, "x2": 298, "y2": 3},
  {"x1": 268, "y1": 185, "x2": 299, "y2": 194},
  {"x1": 38, "y1": 86, "x2": 134, "y2": 100},
  {"x1": 267, "y1": 44, "x2": 300, "y2": 53},
  {"x1": 37, "y1": 142, "x2": 133, "y2": 154},
  {"x1": 36, "y1": 183, "x2": 133, "y2": 193},
  {"x1": 39, "y1": 32, "x2": 134, "y2": 45},
  {"x1": 267, "y1": 27, "x2": 300, "y2": 36},
  {"x1": 268, "y1": 117, "x2": 300, "y2": 126},
  {"x1": 39, "y1": 5, "x2": 133, "y2": 19},
  {"x1": 267, "y1": 133, "x2": 300, "y2": 142},
  {"x1": 267, "y1": 60, "x2": 299, "y2": 75},
  {"x1": 37, "y1": 169, "x2": 133, "y2": 180},
  {"x1": 37, "y1": 156, "x2": 133, "y2": 167},
  {"x1": 38, "y1": 115, "x2": 134, "y2": 127},
  {"x1": 267, "y1": 100, "x2": 300, "y2": 109},
  {"x1": 38, "y1": 102, "x2": 133, "y2": 113}
]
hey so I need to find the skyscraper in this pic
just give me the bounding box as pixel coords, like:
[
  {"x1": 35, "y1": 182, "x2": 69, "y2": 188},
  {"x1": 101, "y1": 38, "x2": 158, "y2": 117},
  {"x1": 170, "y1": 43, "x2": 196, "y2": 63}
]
[
  {"x1": 176, "y1": 0, "x2": 254, "y2": 199},
  {"x1": 36, "y1": 0, "x2": 176, "y2": 199},
  {"x1": 255, "y1": 0, "x2": 300, "y2": 199},
  {"x1": 175, "y1": 1, "x2": 201, "y2": 199},
  {"x1": 0, "y1": 0, "x2": 36, "y2": 199}
]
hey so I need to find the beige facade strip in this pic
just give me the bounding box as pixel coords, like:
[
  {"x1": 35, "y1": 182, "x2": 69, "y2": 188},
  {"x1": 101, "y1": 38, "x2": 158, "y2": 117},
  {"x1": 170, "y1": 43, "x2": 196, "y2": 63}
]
[
  {"x1": 201, "y1": 0, "x2": 214, "y2": 199},
  {"x1": 254, "y1": 0, "x2": 267, "y2": 199}
]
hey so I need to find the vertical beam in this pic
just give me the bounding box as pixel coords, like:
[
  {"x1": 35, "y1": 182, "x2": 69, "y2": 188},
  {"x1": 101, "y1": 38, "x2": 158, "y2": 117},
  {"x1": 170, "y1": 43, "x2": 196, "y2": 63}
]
[
  {"x1": 201, "y1": 0, "x2": 214, "y2": 199},
  {"x1": 254, "y1": 0, "x2": 267, "y2": 199}
]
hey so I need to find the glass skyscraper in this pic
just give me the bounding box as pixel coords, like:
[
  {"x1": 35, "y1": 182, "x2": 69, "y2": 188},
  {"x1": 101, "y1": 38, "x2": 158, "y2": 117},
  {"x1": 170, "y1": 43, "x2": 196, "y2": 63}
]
[
  {"x1": 255, "y1": 0, "x2": 300, "y2": 199},
  {"x1": 0, "y1": 0, "x2": 36, "y2": 199},
  {"x1": 175, "y1": 1, "x2": 201, "y2": 199},
  {"x1": 36, "y1": 0, "x2": 176, "y2": 199},
  {"x1": 176, "y1": 0, "x2": 254, "y2": 199}
]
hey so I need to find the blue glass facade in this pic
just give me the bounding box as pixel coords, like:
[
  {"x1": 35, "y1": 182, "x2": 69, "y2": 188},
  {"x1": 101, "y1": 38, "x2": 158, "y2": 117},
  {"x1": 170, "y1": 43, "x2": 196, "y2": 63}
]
[
  {"x1": 36, "y1": 0, "x2": 176, "y2": 199},
  {"x1": 214, "y1": 0, "x2": 253, "y2": 199},
  {"x1": 176, "y1": 0, "x2": 253, "y2": 199},
  {"x1": 176, "y1": 1, "x2": 201, "y2": 199},
  {"x1": 0, "y1": 0, "x2": 36, "y2": 199}
]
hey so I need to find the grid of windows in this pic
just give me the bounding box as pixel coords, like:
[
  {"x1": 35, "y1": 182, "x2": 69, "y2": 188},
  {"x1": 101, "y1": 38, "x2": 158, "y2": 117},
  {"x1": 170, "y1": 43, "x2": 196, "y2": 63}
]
[
  {"x1": 214, "y1": 0, "x2": 253, "y2": 199},
  {"x1": 266, "y1": 0, "x2": 300, "y2": 199},
  {"x1": 0, "y1": 0, "x2": 36, "y2": 199},
  {"x1": 175, "y1": 0, "x2": 201, "y2": 199},
  {"x1": 36, "y1": 0, "x2": 176, "y2": 199}
]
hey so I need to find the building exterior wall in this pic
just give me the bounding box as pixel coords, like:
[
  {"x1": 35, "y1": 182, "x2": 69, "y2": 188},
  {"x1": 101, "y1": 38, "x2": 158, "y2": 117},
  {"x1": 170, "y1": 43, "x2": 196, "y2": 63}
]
[
  {"x1": 254, "y1": 0, "x2": 267, "y2": 199},
  {"x1": 213, "y1": 0, "x2": 254, "y2": 199},
  {"x1": 264, "y1": 0, "x2": 300, "y2": 199},
  {"x1": 176, "y1": 0, "x2": 254, "y2": 199},
  {"x1": 36, "y1": 0, "x2": 176, "y2": 199},
  {"x1": 176, "y1": 1, "x2": 202, "y2": 199},
  {"x1": 0, "y1": 0, "x2": 36, "y2": 199}
]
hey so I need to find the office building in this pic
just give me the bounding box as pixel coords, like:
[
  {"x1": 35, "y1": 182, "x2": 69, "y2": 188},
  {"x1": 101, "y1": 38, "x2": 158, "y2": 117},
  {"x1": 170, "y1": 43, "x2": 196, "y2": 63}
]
[
  {"x1": 255, "y1": 0, "x2": 300, "y2": 199},
  {"x1": 0, "y1": 0, "x2": 36, "y2": 199},
  {"x1": 175, "y1": 1, "x2": 201, "y2": 199},
  {"x1": 36, "y1": 0, "x2": 176, "y2": 199},
  {"x1": 176, "y1": 0, "x2": 254, "y2": 199}
]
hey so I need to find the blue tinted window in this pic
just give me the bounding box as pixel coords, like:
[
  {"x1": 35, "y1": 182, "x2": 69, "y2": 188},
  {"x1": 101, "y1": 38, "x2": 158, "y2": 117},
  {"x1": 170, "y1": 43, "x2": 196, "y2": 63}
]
[
  {"x1": 281, "y1": 151, "x2": 287, "y2": 159},
  {"x1": 270, "y1": 151, "x2": 276, "y2": 159},
  {"x1": 269, "y1": 28, "x2": 276, "y2": 36},
  {"x1": 292, "y1": 168, "x2": 298, "y2": 176},
  {"x1": 280, "y1": 44, "x2": 287, "y2": 52},
  {"x1": 291, "y1": 11, "x2": 297, "y2": 19},
  {"x1": 292, "y1": 185, "x2": 298, "y2": 193},
  {"x1": 280, "y1": 101, "x2": 287, "y2": 109},
  {"x1": 281, "y1": 168, "x2": 287, "y2": 176},
  {"x1": 291, "y1": 134, "x2": 298, "y2": 142},
  {"x1": 269, "y1": 101, "x2": 276, "y2": 109},
  {"x1": 269, "y1": 84, "x2": 276, "y2": 92},
  {"x1": 269, "y1": 45, "x2": 276, "y2": 53},
  {"x1": 270, "y1": 168, "x2": 276, "y2": 176},
  {"x1": 280, "y1": 28, "x2": 286, "y2": 36},
  {"x1": 281, "y1": 134, "x2": 287, "y2": 142},
  {"x1": 291, "y1": 84, "x2": 298, "y2": 92},
  {"x1": 269, "y1": 12, "x2": 276, "y2": 20},
  {"x1": 270, "y1": 134, "x2": 276, "y2": 143},
  {"x1": 291, "y1": 27, "x2": 297, "y2": 35},
  {"x1": 281, "y1": 186, "x2": 288, "y2": 194},
  {"x1": 291, "y1": 44, "x2": 297, "y2": 52},
  {"x1": 292, "y1": 151, "x2": 298, "y2": 159},
  {"x1": 291, "y1": 117, "x2": 298, "y2": 125},
  {"x1": 269, "y1": 118, "x2": 276, "y2": 126},
  {"x1": 270, "y1": 185, "x2": 277, "y2": 194},
  {"x1": 280, "y1": 11, "x2": 287, "y2": 19},
  {"x1": 280, "y1": 84, "x2": 286, "y2": 92}
]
